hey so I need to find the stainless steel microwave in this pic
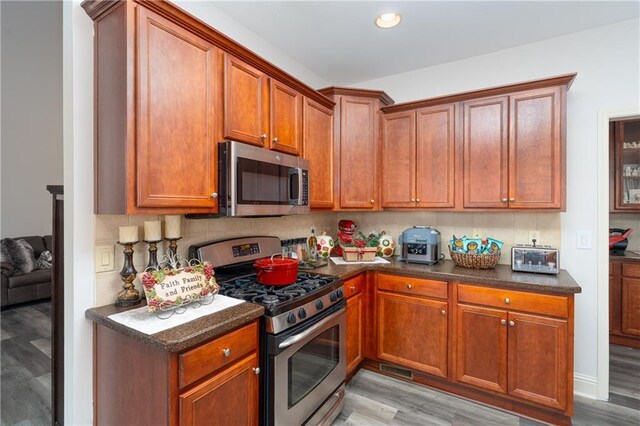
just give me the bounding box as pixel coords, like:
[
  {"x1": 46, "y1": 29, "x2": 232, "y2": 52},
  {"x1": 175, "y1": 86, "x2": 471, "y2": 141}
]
[{"x1": 189, "y1": 141, "x2": 309, "y2": 218}]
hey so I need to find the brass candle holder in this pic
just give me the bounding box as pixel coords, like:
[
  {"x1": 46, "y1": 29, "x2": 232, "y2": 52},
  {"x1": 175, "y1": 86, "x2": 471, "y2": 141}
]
[
  {"x1": 115, "y1": 241, "x2": 142, "y2": 307},
  {"x1": 165, "y1": 237, "x2": 182, "y2": 268},
  {"x1": 144, "y1": 239, "x2": 162, "y2": 271}
]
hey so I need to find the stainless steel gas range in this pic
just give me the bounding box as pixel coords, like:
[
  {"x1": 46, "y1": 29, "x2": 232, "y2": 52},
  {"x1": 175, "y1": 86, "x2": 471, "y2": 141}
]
[{"x1": 189, "y1": 237, "x2": 346, "y2": 426}]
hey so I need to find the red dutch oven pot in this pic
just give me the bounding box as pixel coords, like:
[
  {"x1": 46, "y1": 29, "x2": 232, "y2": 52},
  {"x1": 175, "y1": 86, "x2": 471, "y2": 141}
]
[{"x1": 254, "y1": 254, "x2": 299, "y2": 286}]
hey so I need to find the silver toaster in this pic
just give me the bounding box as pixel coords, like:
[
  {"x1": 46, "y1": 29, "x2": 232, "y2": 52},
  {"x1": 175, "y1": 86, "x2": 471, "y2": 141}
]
[
  {"x1": 511, "y1": 244, "x2": 559, "y2": 274},
  {"x1": 398, "y1": 226, "x2": 443, "y2": 265}
]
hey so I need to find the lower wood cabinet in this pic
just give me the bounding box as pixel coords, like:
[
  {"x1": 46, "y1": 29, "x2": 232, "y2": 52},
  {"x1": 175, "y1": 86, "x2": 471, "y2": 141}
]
[
  {"x1": 345, "y1": 274, "x2": 365, "y2": 376},
  {"x1": 610, "y1": 260, "x2": 640, "y2": 348}
]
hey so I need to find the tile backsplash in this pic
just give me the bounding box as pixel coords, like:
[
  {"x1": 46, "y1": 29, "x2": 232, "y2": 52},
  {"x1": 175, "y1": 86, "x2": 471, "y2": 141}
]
[{"x1": 94, "y1": 211, "x2": 561, "y2": 306}]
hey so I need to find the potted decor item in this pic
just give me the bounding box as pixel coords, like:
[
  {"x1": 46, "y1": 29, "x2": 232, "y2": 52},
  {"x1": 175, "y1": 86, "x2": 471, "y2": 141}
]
[{"x1": 337, "y1": 231, "x2": 380, "y2": 262}]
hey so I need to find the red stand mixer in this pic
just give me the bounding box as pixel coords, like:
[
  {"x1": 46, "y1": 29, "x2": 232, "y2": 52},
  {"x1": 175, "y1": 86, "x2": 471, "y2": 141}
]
[{"x1": 334, "y1": 219, "x2": 356, "y2": 257}]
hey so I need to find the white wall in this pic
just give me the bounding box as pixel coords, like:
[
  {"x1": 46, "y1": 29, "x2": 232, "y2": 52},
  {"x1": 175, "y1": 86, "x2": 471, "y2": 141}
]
[
  {"x1": 351, "y1": 18, "x2": 640, "y2": 396},
  {"x1": 175, "y1": 0, "x2": 329, "y2": 89},
  {"x1": 1, "y1": 1, "x2": 63, "y2": 238}
]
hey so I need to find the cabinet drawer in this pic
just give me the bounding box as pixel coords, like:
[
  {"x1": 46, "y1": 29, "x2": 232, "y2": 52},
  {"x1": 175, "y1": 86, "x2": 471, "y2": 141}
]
[
  {"x1": 457, "y1": 284, "x2": 568, "y2": 318},
  {"x1": 622, "y1": 263, "x2": 640, "y2": 278},
  {"x1": 179, "y1": 321, "x2": 258, "y2": 388},
  {"x1": 378, "y1": 273, "x2": 448, "y2": 299},
  {"x1": 345, "y1": 274, "x2": 365, "y2": 298}
]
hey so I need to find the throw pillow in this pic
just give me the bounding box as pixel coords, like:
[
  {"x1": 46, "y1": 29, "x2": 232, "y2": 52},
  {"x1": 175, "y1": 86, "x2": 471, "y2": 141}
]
[
  {"x1": 0, "y1": 240, "x2": 10, "y2": 264},
  {"x1": 3, "y1": 238, "x2": 36, "y2": 274},
  {"x1": 35, "y1": 250, "x2": 53, "y2": 270}
]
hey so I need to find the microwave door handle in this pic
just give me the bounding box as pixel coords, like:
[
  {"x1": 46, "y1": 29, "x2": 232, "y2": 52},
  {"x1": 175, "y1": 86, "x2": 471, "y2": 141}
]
[{"x1": 296, "y1": 167, "x2": 303, "y2": 206}]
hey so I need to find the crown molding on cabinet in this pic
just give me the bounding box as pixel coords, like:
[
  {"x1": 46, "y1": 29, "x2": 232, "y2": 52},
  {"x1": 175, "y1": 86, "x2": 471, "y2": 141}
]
[{"x1": 318, "y1": 87, "x2": 394, "y2": 107}]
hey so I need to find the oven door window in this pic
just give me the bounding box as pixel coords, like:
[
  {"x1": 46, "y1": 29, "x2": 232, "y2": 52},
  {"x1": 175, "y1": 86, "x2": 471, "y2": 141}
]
[
  {"x1": 287, "y1": 325, "x2": 340, "y2": 408},
  {"x1": 237, "y1": 157, "x2": 296, "y2": 205}
]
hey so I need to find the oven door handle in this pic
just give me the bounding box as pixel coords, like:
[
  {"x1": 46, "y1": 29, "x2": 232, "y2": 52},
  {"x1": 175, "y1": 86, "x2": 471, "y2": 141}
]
[{"x1": 278, "y1": 308, "x2": 344, "y2": 349}]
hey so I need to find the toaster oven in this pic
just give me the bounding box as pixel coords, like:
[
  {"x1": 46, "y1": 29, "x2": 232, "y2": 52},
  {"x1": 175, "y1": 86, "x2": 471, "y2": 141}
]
[{"x1": 511, "y1": 245, "x2": 559, "y2": 275}]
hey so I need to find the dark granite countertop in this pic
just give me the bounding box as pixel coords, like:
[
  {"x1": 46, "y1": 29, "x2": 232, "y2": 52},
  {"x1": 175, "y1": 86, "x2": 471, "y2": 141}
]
[
  {"x1": 86, "y1": 300, "x2": 264, "y2": 353},
  {"x1": 308, "y1": 258, "x2": 581, "y2": 295},
  {"x1": 610, "y1": 251, "x2": 640, "y2": 263}
]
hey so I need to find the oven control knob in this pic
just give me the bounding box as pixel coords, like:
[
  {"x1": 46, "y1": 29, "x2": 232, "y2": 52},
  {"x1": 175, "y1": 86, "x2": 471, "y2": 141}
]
[
  {"x1": 298, "y1": 308, "x2": 307, "y2": 319},
  {"x1": 316, "y1": 300, "x2": 324, "y2": 310},
  {"x1": 287, "y1": 312, "x2": 297, "y2": 324},
  {"x1": 330, "y1": 292, "x2": 338, "y2": 302},
  {"x1": 336, "y1": 289, "x2": 344, "y2": 299}
]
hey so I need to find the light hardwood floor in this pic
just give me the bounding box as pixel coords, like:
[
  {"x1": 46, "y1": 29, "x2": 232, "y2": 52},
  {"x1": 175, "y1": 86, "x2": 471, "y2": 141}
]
[{"x1": 334, "y1": 347, "x2": 640, "y2": 426}]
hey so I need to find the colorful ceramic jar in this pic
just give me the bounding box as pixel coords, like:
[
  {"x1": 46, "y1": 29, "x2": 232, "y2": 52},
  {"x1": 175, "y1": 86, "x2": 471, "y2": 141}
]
[
  {"x1": 316, "y1": 232, "x2": 334, "y2": 258},
  {"x1": 377, "y1": 231, "x2": 396, "y2": 257}
]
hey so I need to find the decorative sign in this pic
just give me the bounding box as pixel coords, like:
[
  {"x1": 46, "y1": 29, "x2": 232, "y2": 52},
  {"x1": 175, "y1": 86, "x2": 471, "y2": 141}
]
[{"x1": 141, "y1": 261, "x2": 219, "y2": 312}]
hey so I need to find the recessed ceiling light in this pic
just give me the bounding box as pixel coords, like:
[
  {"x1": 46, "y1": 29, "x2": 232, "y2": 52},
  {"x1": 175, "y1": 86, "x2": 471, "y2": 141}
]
[{"x1": 375, "y1": 12, "x2": 402, "y2": 29}]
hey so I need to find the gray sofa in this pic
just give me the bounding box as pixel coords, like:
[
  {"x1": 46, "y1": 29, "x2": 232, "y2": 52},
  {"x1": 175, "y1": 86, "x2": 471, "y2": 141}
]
[{"x1": 1, "y1": 235, "x2": 53, "y2": 308}]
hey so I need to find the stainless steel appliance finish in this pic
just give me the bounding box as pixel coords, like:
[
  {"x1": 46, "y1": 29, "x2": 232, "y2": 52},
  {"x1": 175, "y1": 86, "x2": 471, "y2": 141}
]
[
  {"x1": 188, "y1": 236, "x2": 282, "y2": 269},
  {"x1": 303, "y1": 384, "x2": 345, "y2": 426},
  {"x1": 219, "y1": 140, "x2": 310, "y2": 217},
  {"x1": 511, "y1": 244, "x2": 560, "y2": 275},
  {"x1": 398, "y1": 226, "x2": 443, "y2": 265}
]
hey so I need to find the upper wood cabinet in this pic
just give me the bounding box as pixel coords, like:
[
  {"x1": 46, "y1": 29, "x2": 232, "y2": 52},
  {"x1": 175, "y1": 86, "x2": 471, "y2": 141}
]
[
  {"x1": 381, "y1": 104, "x2": 456, "y2": 208},
  {"x1": 462, "y1": 86, "x2": 565, "y2": 210},
  {"x1": 610, "y1": 119, "x2": 640, "y2": 211},
  {"x1": 303, "y1": 98, "x2": 334, "y2": 209},
  {"x1": 223, "y1": 54, "x2": 269, "y2": 147},
  {"x1": 270, "y1": 79, "x2": 302, "y2": 155}
]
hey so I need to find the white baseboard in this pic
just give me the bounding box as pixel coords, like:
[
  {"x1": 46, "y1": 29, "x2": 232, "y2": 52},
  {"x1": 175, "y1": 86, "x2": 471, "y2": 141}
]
[{"x1": 574, "y1": 373, "x2": 598, "y2": 399}]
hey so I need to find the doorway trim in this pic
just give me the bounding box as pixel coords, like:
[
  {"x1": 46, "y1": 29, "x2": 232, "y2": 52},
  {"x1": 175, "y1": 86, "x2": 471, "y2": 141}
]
[{"x1": 597, "y1": 106, "x2": 640, "y2": 400}]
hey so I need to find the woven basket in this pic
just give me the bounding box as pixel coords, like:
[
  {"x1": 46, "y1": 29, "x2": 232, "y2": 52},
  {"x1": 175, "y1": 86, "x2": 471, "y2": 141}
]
[
  {"x1": 342, "y1": 247, "x2": 378, "y2": 262},
  {"x1": 449, "y1": 247, "x2": 501, "y2": 269}
]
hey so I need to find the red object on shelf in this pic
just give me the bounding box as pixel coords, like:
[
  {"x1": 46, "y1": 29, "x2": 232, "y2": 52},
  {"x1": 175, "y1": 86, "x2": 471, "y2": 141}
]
[
  {"x1": 609, "y1": 228, "x2": 633, "y2": 249},
  {"x1": 254, "y1": 254, "x2": 299, "y2": 286},
  {"x1": 335, "y1": 219, "x2": 357, "y2": 257}
]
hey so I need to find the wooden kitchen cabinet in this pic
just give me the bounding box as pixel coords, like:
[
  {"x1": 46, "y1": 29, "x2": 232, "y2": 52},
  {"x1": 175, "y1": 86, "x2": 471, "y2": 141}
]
[
  {"x1": 345, "y1": 274, "x2": 365, "y2": 375},
  {"x1": 319, "y1": 88, "x2": 393, "y2": 210},
  {"x1": 610, "y1": 119, "x2": 640, "y2": 211},
  {"x1": 610, "y1": 260, "x2": 640, "y2": 347},
  {"x1": 270, "y1": 79, "x2": 302, "y2": 155},
  {"x1": 454, "y1": 283, "x2": 572, "y2": 411},
  {"x1": 377, "y1": 274, "x2": 448, "y2": 378},
  {"x1": 381, "y1": 105, "x2": 456, "y2": 208},
  {"x1": 303, "y1": 97, "x2": 334, "y2": 209},
  {"x1": 223, "y1": 54, "x2": 269, "y2": 147}
]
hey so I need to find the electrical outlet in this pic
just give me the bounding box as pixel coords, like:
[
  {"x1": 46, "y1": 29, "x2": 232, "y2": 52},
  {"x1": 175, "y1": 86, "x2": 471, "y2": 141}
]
[
  {"x1": 528, "y1": 230, "x2": 540, "y2": 244},
  {"x1": 472, "y1": 228, "x2": 484, "y2": 239},
  {"x1": 95, "y1": 245, "x2": 115, "y2": 272}
]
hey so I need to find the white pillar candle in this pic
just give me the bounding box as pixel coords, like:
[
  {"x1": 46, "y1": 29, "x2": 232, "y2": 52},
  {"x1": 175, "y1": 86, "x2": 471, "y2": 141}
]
[
  {"x1": 144, "y1": 220, "x2": 162, "y2": 241},
  {"x1": 164, "y1": 215, "x2": 182, "y2": 239},
  {"x1": 119, "y1": 226, "x2": 139, "y2": 243}
]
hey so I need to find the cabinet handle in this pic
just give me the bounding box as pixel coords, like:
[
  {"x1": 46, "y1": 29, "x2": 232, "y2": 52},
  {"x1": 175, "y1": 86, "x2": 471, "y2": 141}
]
[
  {"x1": 261, "y1": 134, "x2": 267, "y2": 140},
  {"x1": 253, "y1": 367, "x2": 260, "y2": 375},
  {"x1": 509, "y1": 320, "x2": 515, "y2": 327},
  {"x1": 370, "y1": 199, "x2": 375, "y2": 205},
  {"x1": 210, "y1": 192, "x2": 218, "y2": 199},
  {"x1": 441, "y1": 309, "x2": 446, "y2": 316},
  {"x1": 504, "y1": 297, "x2": 510, "y2": 304},
  {"x1": 350, "y1": 286, "x2": 356, "y2": 291},
  {"x1": 272, "y1": 137, "x2": 279, "y2": 143},
  {"x1": 411, "y1": 198, "x2": 416, "y2": 202},
  {"x1": 501, "y1": 319, "x2": 507, "y2": 325},
  {"x1": 407, "y1": 283, "x2": 412, "y2": 289},
  {"x1": 509, "y1": 197, "x2": 515, "y2": 202},
  {"x1": 222, "y1": 348, "x2": 231, "y2": 357},
  {"x1": 416, "y1": 198, "x2": 420, "y2": 203},
  {"x1": 502, "y1": 198, "x2": 508, "y2": 203}
]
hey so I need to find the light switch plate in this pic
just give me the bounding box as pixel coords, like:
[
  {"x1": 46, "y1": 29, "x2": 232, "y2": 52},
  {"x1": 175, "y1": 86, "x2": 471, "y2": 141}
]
[
  {"x1": 95, "y1": 245, "x2": 115, "y2": 272},
  {"x1": 576, "y1": 231, "x2": 593, "y2": 250}
]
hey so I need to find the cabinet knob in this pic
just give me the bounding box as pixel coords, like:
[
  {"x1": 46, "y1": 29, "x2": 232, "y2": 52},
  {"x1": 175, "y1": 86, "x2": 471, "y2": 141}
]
[
  {"x1": 407, "y1": 283, "x2": 412, "y2": 289},
  {"x1": 210, "y1": 192, "x2": 218, "y2": 199},
  {"x1": 272, "y1": 137, "x2": 279, "y2": 143},
  {"x1": 261, "y1": 134, "x2": 267, "y2": 140},
  {"x1": 416, "y1": 198, "x2": 420, "y2": 203},
  {"x1": 501, "y1": 319, "x2": 507, "y2": 325},
  {"x1": 509, "y1": 197, "x2": 515, "y2": 202},
  {"x1": 502, "y1": 198, "x2": 508, "y2": 203},
  {"x1": 441, "y1": 309, "x2": 446, "y2": 316},
  {"x1": 504, "y1": 297, "x2": 510, "y2": 304},
  {"x1": 411, "y1": 198, "x2": 416, "y2": 202},
  {"x1": 222, "y1": 348, "x2": 231, "y2": 357},
  {"x1": 350, "y1": 286, "x2": 356, "y2": 291},
  {"x1": 509, "y1": 320, "x2": 515, "y2": 327},
  {"x1": 370, "y1": 199, "x2": 375, "y2": 205},
  {"x1": 253, "y1": 367, "x2": 260, "y2": 375}
]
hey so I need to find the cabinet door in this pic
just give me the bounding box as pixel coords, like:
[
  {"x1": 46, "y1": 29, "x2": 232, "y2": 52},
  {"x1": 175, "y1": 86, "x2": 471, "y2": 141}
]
[
  {"x1": 416, "y1": 104, "x2": 456, "y2": 208},
  {"x1": 270, "y1": 79, "x2": 302, "y2": 155},
  {"x1": 224, "y1": 54, "x2": 269, "y2": 146},
  {"x1": 381, "y1": 111, "x2": 416, "y2": 208},
  {"x1": 455, "y1": 304, "x2": 507, "y2": 393},
  {"x1": 509, "y1": 87, "x2": 563, "y2": 209},
  {"x1": 462, "y1": 97, "x2": 509, "y2": 208},
  {"x1": 378, "y1": 292, "x2": 448, "y2": 378},
  {"x1": 136, "y1": 8, "x2": 218, "y2": 210},
  {"x1": 621, "y1": 277, "x2": 640, "y2": 336},
  {"x1": 339, "y1": 96, "x2": 379, "y2": 209},
  {"x1": 346, "y1": 292, "x2": 364, "y2": 375},
  {"x1": 507, "y1": 312, "x2": 568, "y2": 410},
  {"x1": 303, "y1": 98, "x2": 334, "y2": 208},
  {"x1": 180, "y1": 353, "x2": 258, "y2": 426}
]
